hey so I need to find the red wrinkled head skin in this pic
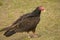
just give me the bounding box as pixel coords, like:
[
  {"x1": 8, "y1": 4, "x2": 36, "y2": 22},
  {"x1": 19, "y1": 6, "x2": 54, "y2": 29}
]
[{"x1": 38, "y1": 6, "x2": 45, "y2": 11}]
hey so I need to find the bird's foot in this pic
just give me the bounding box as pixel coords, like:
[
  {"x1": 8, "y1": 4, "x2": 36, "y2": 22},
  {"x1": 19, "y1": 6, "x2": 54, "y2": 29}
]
[
  {"x1": 30, "y1": 34, "x2": 41, "y2": 38},
  {"x1": 28, "y1": 34, "x2": 41, "y2": 38}
]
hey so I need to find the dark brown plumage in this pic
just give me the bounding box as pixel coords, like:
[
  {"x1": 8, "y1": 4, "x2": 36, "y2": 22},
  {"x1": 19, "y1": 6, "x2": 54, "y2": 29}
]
[{"x1": 0, "y1": 6, "x2": 45, "y2": 37}]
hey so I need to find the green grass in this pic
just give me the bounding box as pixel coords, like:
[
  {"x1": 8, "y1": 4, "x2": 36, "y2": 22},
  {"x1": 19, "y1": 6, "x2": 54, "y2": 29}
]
[{"x1": 0, "y1": 0, "x2": 60, "y2": 40}]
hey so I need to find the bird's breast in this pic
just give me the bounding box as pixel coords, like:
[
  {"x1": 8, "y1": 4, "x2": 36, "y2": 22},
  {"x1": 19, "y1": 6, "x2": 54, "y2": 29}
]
[{"x1": 19, "y1": 17, "x2": 40, "y2": 27}]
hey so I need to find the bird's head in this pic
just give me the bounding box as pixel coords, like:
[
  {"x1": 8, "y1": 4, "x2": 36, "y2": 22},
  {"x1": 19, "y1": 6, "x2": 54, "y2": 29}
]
[
  {"x1": 31, "y1": 6, "x2": 45, "y2": 15},
  {"x1": 38, "y1": 6, "x2": 45, "y2": 12}
]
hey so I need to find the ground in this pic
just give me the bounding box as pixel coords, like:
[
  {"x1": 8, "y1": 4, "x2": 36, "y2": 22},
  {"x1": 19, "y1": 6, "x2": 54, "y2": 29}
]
[{"x1": 0, "y1": 0, "x2": 60, "y2": 40}]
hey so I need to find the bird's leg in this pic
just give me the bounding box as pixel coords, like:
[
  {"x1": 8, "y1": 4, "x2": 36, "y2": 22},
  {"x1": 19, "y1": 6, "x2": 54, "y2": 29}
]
[
  {"x1": 31, "y1": 29, "x2": 38, "y2": 38},
  {"x1": 27, "y1": 29, "x2": 40, "y2": 38},
  {"x1": 30, "y1": 29, "x2": 40, "y2": 38},
  {"x1": 27, "y1": 31, "x2": 37, "y2": 38},
  {"x1": 27, "y1": 32, "x2": 31, "y2": 38}
]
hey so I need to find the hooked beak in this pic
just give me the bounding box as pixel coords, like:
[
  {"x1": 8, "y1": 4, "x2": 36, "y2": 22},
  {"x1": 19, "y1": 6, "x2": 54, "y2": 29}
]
[{"x1": 43, "y1": 9, "x2": 46, "y2": 12}]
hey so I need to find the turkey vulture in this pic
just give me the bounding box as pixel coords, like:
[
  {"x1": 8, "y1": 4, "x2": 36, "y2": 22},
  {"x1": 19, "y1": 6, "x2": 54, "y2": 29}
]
[{"x1": 0, "y1": 6, "x2": 45, "y2": 37}]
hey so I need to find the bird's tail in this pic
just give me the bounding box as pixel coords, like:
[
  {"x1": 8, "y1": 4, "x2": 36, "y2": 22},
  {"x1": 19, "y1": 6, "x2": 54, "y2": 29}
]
[
  {"x1": 0, "y1": 23, "x2": 17, "y2": 32},
  {"x1": 0, "y1": 27, "x2": 11, "y2": 32},
  {"x1": 4, "y1": 29, "x2": 16, "y2": 37}
]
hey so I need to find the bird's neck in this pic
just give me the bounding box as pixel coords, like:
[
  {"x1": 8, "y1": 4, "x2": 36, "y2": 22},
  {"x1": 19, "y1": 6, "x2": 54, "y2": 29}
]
[{"x1": 32, "y1": 9, "x2": 41, "y2": 17}]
